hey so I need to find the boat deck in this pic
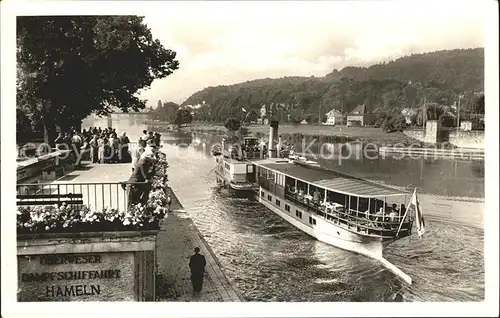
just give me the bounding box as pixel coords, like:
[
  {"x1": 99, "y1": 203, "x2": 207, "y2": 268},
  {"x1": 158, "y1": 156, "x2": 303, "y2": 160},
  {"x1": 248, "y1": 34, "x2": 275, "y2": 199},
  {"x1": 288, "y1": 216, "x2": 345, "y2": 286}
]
[{"x1": 253, "y1": 159, "x2": 408, "y2": 198}]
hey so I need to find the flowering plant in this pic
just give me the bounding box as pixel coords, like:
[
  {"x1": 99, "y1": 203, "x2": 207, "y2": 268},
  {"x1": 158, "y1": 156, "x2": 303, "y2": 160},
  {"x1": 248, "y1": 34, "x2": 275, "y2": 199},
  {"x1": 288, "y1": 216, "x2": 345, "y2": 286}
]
[
  {"x1": 17, "y1": 151, "x2": 171, "y2": 234},
  {"x1": 151, "y1": 152, "x2": 169, "y2": 189}
]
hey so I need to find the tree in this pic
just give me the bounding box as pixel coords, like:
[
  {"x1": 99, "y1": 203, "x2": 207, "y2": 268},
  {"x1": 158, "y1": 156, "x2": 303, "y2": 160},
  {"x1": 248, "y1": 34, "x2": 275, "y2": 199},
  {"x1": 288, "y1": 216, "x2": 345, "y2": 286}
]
[
  {"x1": 382, "y1": 115, "x2": 407, "y2": 132},
  {"x1": 472, "y1": 94, "x2": 485, "y2": 114},
  {"x1": 245, "y1": 109, "x2": 258, "y2": 123},
  {"x1": 179, "y1": 48, "x2": 483, "y2": 123},
  {"x1": 153, "y1": 101, "x2": 179, "y2": 122},
  {"x1": 305, "y1": 113, "x2": 319, "y2": 124},
  {"x1": 224, "y1": 118, "x2": 241, "y2": 132},
  {"x1": 409, "y1": 113, "x2": 418, "y2": 126},
  {"x1": 17, "y1": 16, "x2": 179, "y2": 143},
  {"x1": 439, "y1": 112, "x2": 456, "y2": 127},
  {"x1": 173, "y1": 108, "x2": 193, "y2": 127}
]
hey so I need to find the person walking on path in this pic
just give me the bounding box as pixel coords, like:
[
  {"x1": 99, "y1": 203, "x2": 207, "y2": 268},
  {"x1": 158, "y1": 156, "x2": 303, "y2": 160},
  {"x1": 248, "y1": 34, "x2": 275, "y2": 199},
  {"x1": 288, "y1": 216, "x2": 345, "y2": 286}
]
[{"x1": 189, "y1": 247, "x2": 207, "y2": 293}]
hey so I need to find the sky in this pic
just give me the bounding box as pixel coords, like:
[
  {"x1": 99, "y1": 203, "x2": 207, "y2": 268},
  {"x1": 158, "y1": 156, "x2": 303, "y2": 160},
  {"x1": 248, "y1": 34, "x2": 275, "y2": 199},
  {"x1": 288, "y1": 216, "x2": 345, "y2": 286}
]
[{"x1": 138, "y1": 0, "x2": 485, "y2": 106}]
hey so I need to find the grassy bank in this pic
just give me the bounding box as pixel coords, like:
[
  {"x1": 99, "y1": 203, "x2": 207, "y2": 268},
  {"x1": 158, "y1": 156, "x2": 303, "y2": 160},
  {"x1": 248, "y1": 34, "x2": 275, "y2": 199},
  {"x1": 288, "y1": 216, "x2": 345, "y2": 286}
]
[
  {"x1": 179, "y1": 123, "x2": 421, "y2": 146},
  {"x1": 148, "y1": 121, "x2": 454, "y2": 148}
]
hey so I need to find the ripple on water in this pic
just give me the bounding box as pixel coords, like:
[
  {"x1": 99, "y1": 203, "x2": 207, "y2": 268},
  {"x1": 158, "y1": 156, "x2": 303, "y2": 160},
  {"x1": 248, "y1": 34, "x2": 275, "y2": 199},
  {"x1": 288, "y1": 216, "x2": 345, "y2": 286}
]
[{"x1": 163, "y1": 141, "x2": 484, "y2": 302}]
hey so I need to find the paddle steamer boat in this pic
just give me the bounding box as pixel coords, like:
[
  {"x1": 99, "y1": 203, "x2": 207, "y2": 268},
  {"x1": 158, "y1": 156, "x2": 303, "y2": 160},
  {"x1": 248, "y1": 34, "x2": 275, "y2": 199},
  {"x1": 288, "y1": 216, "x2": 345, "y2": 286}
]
[
  {"x1": 214, "y1": 136, "x2": 261, "y2": 191},
  {"x1": 213, "y1": 119, "x2": 425, "y2": 284}
]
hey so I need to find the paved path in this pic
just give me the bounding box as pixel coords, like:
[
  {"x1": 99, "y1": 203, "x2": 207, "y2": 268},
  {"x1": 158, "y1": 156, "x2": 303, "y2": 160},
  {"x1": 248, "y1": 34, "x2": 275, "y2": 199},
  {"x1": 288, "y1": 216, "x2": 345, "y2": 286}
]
[
  {"x1": 156, "y1": 190, "x2": 243, "y2": 301},
  {"x1": 48, "y1": 162, "x2": 243, "y2": 302}
]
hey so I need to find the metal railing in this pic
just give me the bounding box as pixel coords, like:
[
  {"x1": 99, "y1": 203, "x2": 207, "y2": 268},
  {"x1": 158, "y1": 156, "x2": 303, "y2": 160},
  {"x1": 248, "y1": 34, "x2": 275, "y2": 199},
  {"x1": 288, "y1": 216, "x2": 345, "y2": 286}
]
[
  {"x1": 284, "y1": 191, "x2": 412, "y2": 238},
  {"x1": 16, "y1": 181, "x2": 147, "y2": 212}
]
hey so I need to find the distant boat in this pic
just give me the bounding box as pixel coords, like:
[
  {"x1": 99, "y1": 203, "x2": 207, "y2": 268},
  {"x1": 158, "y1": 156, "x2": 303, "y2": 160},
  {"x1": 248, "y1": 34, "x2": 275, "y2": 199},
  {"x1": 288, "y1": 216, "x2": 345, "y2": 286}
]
[{"x1": 213, "y1": 137, "x2": 261, "y2": 191}]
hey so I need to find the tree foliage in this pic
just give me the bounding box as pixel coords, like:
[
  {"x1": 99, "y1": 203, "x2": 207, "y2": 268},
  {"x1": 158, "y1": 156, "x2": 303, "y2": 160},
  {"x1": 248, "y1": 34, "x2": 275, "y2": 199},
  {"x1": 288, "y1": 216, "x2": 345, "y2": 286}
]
[
  {"x1": 173, "y1": 108, "x2": 193, "y2": 127},
  {"x1": 439, "y1": 112, "x2": 457, "y2": 128},
  {"x1": 181, "y1": 48, "x2": 483, "y2": 124},
  {"x1": 472, "y1": 94, "x2": 485, "y2": 114},
  {"x1": 245, "y1": 109, "x2": 258, "y2": 123},
  {"x1": 382, "y1": 115, "x2": 407, "y2": 133},
  {"x1": 150, "y1": 101, "x2": 179, "y2": 122},
  {"x1": 17, "y1": 16, "x2": 179, "y2": 140},
  {"x1": 224, "y1": 118, "x2": 241, "y2": 132}
]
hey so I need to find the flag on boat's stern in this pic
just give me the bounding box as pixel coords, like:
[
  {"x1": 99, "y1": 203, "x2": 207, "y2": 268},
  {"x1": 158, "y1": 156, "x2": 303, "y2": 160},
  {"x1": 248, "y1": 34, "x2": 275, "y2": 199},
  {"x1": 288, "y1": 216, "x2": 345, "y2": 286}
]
[
  {"x1": 409, "y1": 189, "x2": 426, "y2": 238},
  {"x1": 242, "y1": 107, "x2": 247, "y2": 112}
]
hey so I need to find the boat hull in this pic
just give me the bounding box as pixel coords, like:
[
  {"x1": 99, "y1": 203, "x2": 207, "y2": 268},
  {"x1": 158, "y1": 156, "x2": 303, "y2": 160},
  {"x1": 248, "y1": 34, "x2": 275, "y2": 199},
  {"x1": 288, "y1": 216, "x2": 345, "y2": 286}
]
[
  {"x1": 215, "y1": 170, "x2": 258, "y2": 192},
  {"x1": 257, "y1": 187, "x2": 394, "y2": 259}
]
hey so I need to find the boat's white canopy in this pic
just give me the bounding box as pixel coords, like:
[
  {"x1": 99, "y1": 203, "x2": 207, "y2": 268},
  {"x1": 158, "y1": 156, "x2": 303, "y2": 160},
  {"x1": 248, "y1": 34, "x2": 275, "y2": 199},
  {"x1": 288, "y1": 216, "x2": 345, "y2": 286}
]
[{"x1": 253, "y1": 160, "x2": 409, "y2": 198}]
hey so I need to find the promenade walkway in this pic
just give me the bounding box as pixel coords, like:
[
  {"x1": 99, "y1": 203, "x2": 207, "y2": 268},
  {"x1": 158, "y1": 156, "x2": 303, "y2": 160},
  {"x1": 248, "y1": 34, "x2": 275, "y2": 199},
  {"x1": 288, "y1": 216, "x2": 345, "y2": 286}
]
[{"x1": 49, "y1": 162, "x2": 243, "y2": 302}]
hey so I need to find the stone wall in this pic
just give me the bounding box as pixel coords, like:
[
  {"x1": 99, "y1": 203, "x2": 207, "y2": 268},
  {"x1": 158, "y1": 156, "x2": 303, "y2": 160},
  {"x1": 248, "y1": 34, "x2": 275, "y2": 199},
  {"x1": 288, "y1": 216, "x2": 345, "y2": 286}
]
[
  {"x1": 404, "y1": 125, "x2": 484, "y2": 149},
  {"x1": 403, "y1": 128, "x2": 425, "y2": 142},
  {"x1": 17, "y1": 231, "x2": 158, "y2": 301},
  {"x1": 403, "y1": 121, "x2": 443, "y2": 143},
  {"x1": 448, "y1": 130, "x2": 485, "y2": 149}
]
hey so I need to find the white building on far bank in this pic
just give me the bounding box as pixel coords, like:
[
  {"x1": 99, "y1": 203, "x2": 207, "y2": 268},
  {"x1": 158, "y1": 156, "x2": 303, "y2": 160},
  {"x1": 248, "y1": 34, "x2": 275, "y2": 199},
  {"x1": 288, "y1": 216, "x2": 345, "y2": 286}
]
[{"x1": 324, "y1": 109, "x2": 343, "y2": 126}]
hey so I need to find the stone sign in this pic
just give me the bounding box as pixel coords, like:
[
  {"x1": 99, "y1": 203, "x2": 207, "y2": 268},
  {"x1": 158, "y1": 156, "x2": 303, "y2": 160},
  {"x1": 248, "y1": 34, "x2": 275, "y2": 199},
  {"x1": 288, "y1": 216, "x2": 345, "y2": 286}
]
[{"x1": 18, "y1": 252, "x2": 135, "y2": 301}]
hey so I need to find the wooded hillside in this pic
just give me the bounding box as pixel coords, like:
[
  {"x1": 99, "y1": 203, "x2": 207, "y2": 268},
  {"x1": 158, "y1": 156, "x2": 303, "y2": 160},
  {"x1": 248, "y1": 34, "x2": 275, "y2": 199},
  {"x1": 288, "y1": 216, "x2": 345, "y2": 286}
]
[{"x1": 180, "y1": 48, "x2": 484, "y2": 123}]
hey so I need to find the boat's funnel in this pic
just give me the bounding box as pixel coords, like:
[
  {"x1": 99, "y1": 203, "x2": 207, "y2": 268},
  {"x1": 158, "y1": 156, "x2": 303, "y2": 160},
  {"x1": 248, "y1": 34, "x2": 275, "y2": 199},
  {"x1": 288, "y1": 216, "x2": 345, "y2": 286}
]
[{"x1": 268, "y1": 120, "x2": 279, "y2": 158}]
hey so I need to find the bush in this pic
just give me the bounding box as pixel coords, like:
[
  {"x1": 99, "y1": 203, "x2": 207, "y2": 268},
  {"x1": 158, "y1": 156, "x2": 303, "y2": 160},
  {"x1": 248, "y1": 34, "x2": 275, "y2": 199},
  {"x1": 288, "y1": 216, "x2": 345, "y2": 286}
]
[
  {"x1": 382, "y1": 115, "x2": 407, "y2": 133},
  {"x1": 224, "y1": 118, "x2": 241, "y2": 131},
  {"x1": 439, "y1": 113, "x2": 456, "y2": 128}
]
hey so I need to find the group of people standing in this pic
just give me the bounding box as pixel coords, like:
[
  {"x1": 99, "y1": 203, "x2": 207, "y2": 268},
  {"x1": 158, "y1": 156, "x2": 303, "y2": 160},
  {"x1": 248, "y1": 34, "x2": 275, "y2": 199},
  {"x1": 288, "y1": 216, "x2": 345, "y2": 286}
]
[
  {"x1": 84, "y1": 127, "x2": 132, "y2": 164},
  {"x1": 54, "y1": 127, "x2": 133, "y2": 164}
]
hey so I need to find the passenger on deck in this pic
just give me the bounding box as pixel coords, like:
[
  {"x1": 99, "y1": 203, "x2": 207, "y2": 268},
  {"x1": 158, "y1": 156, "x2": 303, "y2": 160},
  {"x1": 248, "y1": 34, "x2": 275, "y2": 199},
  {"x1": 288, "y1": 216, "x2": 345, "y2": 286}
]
[
  {"x1": 388, "y1": 210, "x2": 398, "y2": 229},
  {"x1": 313, "y1": 189, "x2": 321, "y2": 204},
  {"x1": 375, "y1": 207, "x2": 385, "y2": 227},
  {"x1": 392, "y1": 204, "x2": 399, "y2": 215}
]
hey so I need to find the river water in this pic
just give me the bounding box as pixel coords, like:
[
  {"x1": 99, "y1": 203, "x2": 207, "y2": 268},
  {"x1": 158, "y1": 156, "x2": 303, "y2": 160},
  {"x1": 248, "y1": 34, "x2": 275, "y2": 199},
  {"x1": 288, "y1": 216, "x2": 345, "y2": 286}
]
[{"x1": 83, "y1": 115, "x2": 485, "y2": 301}]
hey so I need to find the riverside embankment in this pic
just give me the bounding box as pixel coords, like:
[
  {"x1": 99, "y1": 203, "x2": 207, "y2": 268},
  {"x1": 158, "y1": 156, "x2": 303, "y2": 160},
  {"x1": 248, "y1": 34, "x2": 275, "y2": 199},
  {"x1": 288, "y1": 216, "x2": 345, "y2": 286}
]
[
  {"x1": 42, "y1": 160, "x2": 243, "y2": 301},
  {"x1": 157, "y1": 186, "x2": 245, "y2": 301},
  {"x1": 148, "y1": 121, "x2": 464, "y2": 149}
]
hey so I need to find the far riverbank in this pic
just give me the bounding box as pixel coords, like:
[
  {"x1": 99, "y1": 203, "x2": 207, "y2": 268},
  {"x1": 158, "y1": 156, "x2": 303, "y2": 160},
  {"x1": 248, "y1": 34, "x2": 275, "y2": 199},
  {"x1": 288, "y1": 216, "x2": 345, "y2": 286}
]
[{"x1": 147, "y1": 121, "x2": 453, "y2": 148}]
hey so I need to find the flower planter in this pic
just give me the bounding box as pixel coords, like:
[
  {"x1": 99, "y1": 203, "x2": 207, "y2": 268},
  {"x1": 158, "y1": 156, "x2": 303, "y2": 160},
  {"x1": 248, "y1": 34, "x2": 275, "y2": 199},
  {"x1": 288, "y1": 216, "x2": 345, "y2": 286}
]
[
  {"x1": 17, "y1": 230, "x2": 159, "y2": 301},
  {"x1": 16, "y1": 151, "x2": 171, "y2": 301}
]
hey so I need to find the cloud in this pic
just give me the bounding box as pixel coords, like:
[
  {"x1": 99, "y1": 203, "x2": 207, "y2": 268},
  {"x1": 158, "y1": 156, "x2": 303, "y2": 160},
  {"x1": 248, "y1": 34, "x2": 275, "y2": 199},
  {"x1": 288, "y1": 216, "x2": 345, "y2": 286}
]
[{"x1": 139, "y1": 0, "x2": 485, "y2": 105}]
